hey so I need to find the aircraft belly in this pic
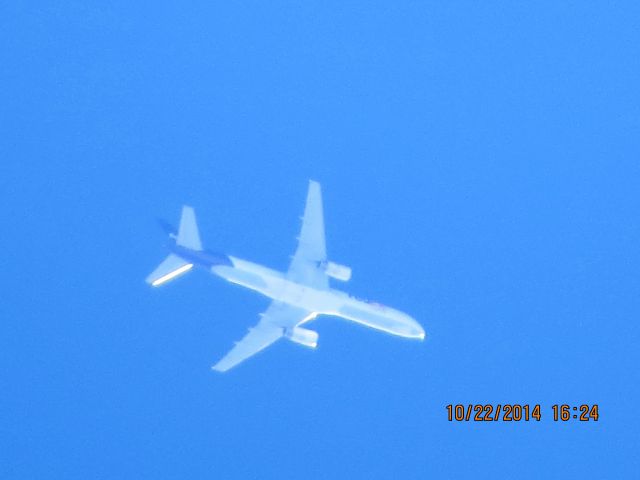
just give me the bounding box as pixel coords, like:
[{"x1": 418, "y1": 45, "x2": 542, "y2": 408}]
[
  {"x1": 211, "y1": 265, "x2": 277, "y2": 298},
  {"x1": 337, "y1": 302, "x2": 412, "y2": 337}
]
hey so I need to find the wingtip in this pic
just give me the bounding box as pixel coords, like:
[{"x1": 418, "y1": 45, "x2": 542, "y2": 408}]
[{"x1": 212, "y1": 361, "x2": 232, "y2": 373}]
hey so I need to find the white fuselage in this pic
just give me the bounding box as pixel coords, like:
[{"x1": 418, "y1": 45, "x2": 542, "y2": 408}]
[{"x1": 211, "y1": 256, "x2": 425, "y2": 339}]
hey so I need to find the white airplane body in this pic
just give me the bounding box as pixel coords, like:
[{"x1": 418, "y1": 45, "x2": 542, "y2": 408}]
[{"x1": 146, "y1": 181, "x2": 425, "y2": 372}]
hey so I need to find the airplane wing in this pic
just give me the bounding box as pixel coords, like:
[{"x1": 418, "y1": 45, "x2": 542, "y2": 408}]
[
  {"x1": 212, "y1": 302, "x2": 314, "y2": 372},
  {"x1": 286, "y1": 180, "x2": 329, "y2": 290}
]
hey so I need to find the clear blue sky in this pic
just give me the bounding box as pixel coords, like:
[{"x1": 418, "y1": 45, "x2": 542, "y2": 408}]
[{"x1": 1, "y1": 2, "x2": 639, "y2": 478}]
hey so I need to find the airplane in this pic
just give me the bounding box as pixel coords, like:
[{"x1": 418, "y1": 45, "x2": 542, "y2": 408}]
[{"x1": 146, "y1": 180, "x2": 425, "y2": 372}]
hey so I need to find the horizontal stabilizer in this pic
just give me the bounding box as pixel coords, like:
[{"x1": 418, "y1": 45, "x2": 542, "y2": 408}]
[
  {"x1": 146, "y1": 254, "x2": 193, "y2": 286},
  {"x1": 177, "y1": 206, "x2": 202, "y2": 251}
]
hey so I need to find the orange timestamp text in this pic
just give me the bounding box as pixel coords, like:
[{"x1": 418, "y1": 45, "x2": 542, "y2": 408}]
[{"x1": 446, "y1": 404, "x2": 599, "y2": 422}]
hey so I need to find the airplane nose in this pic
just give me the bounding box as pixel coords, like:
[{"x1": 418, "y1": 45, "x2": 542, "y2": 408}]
[{"x1": 407, "y1": 317, "x2": 425, "y2": 340}]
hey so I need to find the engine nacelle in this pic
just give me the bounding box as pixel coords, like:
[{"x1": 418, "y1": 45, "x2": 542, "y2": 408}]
[
  {"x1": 285, "y1": 327, "x2": 318, "y2": 348},
  {"x1": 324, "y1": 261, "x2": 352, "y2": 282}
]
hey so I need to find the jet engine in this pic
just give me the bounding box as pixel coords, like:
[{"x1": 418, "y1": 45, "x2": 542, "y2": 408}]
[
  {"x1": 285, "y1": 327, "x2": 318, "y2": 348},
  {"x1": 324, "y1": 261, "x2": 352, "y2": 282}
]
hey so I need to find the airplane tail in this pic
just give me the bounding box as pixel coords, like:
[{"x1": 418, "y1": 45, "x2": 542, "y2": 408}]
[
  {"x1": 176, "y1": 206, "x2": 202, "y2": 251},
  {"x1": 146, "y1": 206, "x2": 202, "y2": 287}
]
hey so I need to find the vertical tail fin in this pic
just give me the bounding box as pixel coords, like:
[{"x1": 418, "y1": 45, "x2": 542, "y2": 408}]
[
  {"x1": 146, "y1": 206, "x2": 202, "y2": 287},
  {"x1": 177, "y1": 206, "x2": 202, "y2": 251}
]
